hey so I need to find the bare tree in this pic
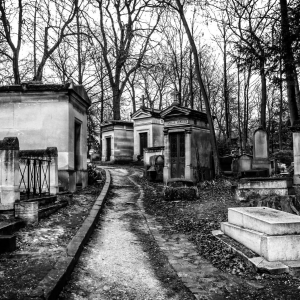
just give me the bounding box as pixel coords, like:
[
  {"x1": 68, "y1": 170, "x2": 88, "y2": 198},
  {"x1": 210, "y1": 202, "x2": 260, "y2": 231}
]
[
  {"x1": 85, "y1": 0, "x2": 162, "y2": 120},
  {"x1": 0, "y1": 0, "x2": 23, "y2": 84}
]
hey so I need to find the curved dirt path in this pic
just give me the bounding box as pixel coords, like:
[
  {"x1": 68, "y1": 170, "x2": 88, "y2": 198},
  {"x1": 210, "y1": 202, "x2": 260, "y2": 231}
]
[{"x1": 59, "y1": 167, "x2": 193, "y2": 300}]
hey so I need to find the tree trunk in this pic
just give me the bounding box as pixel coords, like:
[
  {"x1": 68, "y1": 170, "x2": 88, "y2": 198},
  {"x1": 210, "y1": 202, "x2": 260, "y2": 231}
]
[
  {"x1": 189, "y1": 49, "x2": 194, "y2": 109},
  {"x1": 237, "y1": 62, "x2": 242, "y2": 152},
  {"x1": 33, "y1": 0, "x2": 38, "y2": 79},
  {"x1": 280, "y1": 0, "x2": 299, "y2": 125},
  {"x1": 112, "y1": 87, "x2": 121, "y2": 120},
  {"x1": 13, "y1": 53, "x2": 21, "y2": 84},
  {"x1": 223, "y1": 29, "x2": 230, "y2": 142},
  {"x1": 35, "y1": 56, "x2": 47, "y2": 81},
  {"x1": 279, "y1": 58, "x2": 283, "y2": 150},
  {"x1": 260, "y1": 59, "x2": 267, "y2": 129},
  {"x1": 76, "y1": 2, "x2": 82, "y2": 84},
  {"x1": 294, "y1": 68, "x2": 300, "y2": 114},
  {"x1": 175, "y1": 0, "x2": 220, "y2": 175},
  {"x1": 243, "y1": 65, "x2": 251, "y2": 150}
]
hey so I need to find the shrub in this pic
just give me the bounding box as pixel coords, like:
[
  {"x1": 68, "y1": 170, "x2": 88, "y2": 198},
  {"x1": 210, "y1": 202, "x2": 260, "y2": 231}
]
[
  {"x1": 163, "y1": 186, "x2": 198, "y2": 201},
  {"x1": 88, "y1": 164, "x2": 102, "y2": 184},
  {"x1": 271, "y1": 150, "x2": 293, "y2": 167}
]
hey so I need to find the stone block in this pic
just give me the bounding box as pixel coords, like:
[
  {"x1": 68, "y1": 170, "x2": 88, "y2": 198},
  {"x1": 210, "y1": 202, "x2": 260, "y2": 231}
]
[
  {"x1": 0, "y1": 235, "x2": 16, "y2": 253},
  {"x1": 221, "y1": 222, "x2": 264, "y2": 255},
  {"x1": 261, "y1": 235, "x2": 300, "y2": 261},
  {"x1": 239, "y1": 178, "x2": 293, "y2": 189},
  {"x1": 249, "y1": 257, "x2": 289, "y2": 274},
  {"x1": 15, "y1": 201, "x2": 38, "y2": 225},
  {"x1": 222, "y1": 220, "x2": 300, "y2": 262},
  {"x1": 228, "y1": 207, "x2": 300, "y2": 235}
]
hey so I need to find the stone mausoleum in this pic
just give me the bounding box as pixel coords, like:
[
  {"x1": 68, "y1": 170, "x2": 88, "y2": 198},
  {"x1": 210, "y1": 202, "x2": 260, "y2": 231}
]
[
  {"x1": 0, "y1": 82, "x2": 90, "y2": 192},
  {"x1": 161, "y1": 102, "x2": 213, "y2": 183},
  {"x1": 131, "y1": 106, "x2": 164, "y2": 160},
  {"x1": 101, "y1": 120, "x2": 134, "y2": 162}
]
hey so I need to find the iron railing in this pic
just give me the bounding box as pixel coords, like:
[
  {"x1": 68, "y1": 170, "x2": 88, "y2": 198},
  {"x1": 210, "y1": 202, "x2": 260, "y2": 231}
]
[{"x1": 19, "y1": 157, "x2": 51, "y2": 199}]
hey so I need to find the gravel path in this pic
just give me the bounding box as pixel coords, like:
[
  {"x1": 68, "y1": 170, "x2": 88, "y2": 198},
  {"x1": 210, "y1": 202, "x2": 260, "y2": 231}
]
[{"x1": 59, "y1": 167, "x2": 189, "y2": 300}]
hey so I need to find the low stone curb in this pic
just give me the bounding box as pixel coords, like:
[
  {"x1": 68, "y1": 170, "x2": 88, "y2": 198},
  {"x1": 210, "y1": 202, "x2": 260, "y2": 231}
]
[{"x1": 28, "y1": 169, "x2": 111, "y2": 300}]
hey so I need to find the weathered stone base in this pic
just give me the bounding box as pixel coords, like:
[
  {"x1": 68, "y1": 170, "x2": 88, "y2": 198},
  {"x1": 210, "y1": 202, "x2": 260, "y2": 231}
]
[
  {"x1": 221, "y1": 222, "x2": 300, "y2": 261},
  {"x1": 235, "y1": 178, "x2": 297, "y2": 214},
  {"x1": 212, "y1": 230, "x2": 295, "y2": 275},
  {"x1": 15, "y1": 201, "x2": 38, "y2": 225},
  {"x1": 221, "y1": 207, "x2": 300, "y2": 261},
  {"x1": 58, "y1": 169, "x2": 88, "y2": 192}
]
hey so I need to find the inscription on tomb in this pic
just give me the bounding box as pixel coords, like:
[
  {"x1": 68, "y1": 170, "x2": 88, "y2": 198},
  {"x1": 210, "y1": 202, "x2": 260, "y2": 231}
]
[{"x1": 166, "y1": 119, "x2": 188, "y2": 126}]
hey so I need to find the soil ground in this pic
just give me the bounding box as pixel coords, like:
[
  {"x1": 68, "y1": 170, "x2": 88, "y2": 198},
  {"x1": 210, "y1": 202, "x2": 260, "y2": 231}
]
[
  {"x1": 2, "y1": 165, "x2": 300, "y2": 299},
  {"x1": 0, "y1": 178, "x2": 104, "y2": 300},
  {"x1": 59, "y1": 167, "x2": 194, "y2": 300},
  {"x1": 131, "y1": 169, "x2": 300, "y2": 299}
]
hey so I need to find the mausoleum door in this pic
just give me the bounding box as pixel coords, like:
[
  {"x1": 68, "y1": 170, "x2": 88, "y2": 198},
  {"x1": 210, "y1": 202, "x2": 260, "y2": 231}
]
[
  {"x1": 170, "y1": 132, "x2": 185, "y2": 178},
  {"x1": 139, "y1": 132, "x2": 148, "y2": 156},
  {"x1": 106, "y1": 138, "x2": 111, "y2": 161}
]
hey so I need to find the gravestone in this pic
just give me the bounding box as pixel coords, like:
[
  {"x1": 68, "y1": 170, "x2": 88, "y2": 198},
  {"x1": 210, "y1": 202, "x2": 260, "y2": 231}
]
[
  {"x1": 238, "y1": 154, "x2": 252, "y2": 173},
  {"x1": 252, "y1": 127, "x2": 271, "y2": 174}
]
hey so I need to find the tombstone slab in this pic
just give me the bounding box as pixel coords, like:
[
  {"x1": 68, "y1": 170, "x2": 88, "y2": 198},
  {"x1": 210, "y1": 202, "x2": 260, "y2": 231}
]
[
  {"x1": 221, "y1": 221, "x2": 300, "y2": 261},
  {"x1": 228, "y1": 207, "x2": 300, "y2": 235},
  {"x1": 252, "y1": 127, "x2": 271, "y2": 174}
]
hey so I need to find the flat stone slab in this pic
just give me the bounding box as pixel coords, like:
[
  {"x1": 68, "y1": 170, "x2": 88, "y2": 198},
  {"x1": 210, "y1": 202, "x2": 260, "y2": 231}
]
[
  {"x1": 239, "y1": 177, "x2": 293, "y2": 188},
  {"x1": 221, "y1": 222, "x2": 300, "y2": 261},
  {"x1": 228, "y1": 207, "x2": 300, "y2": 235}
]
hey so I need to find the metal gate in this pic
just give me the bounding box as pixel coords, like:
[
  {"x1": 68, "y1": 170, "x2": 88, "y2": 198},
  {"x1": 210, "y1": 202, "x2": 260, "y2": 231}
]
[
  {"x1": 139, "y1": 132, "x2": 148, "y2": 156},
  {"x1": 19, "y1": 157, "x2": 51, "y2": 199},
  {"x1": 170, "y1": 132, "x2": 185, "y2": 178}
]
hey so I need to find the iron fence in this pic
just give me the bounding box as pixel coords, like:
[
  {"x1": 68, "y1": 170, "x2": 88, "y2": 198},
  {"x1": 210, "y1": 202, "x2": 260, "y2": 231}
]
[{"x1": 19, "y1": 157, "x2": 51, "y2": 199}]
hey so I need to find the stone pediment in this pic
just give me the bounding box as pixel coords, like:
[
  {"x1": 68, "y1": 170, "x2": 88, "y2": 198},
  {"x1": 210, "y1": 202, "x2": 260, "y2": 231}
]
[
  {"x1": 161, "y1": 107, "x2": 188, "y2": 118},
  {"x1": 131, "y1": 107, "x2": 161, "y2": 119},
  {"x1": 161, "y1": 102, "x2": 208, "y2": 123},
  {"x1": 132, "y1": 110, "x2": 152, "y2": 119}
]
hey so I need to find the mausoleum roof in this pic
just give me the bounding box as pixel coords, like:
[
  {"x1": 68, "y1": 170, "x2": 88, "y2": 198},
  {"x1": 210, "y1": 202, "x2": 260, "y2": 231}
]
[
  {"x1": 101, "y1": 120, "x2": 133, "y2": 127},
  {"x1": 0, "y1": 82, "x2": 90, "y2": 107},
  {"x1": 160, "y1": 102, "x2": 208, "y2": 122},
  {"x1": 131, "y1": 106, "x2": 161, "y2": 119}
]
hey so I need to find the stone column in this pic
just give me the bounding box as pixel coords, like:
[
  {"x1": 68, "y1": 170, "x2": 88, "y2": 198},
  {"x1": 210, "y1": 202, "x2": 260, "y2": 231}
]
[
  {"x1": 0, "y1": 137, "x2": 20, "y2": 211},
  {"x1": 46, "y1": 147, "x2": 58, "y2": 194},
  {"x1": 292, "y1": 126, "x2": 300, "y2": 185},
  {"x1": 163, "y1": 128, "x2": 170, "y2": 183},
  {"x1": 102, "y1": 137, "x2": 106, "y2": 161},
  {"x1": 185, "y1": 128, "x2": 192, "y2": 180}
]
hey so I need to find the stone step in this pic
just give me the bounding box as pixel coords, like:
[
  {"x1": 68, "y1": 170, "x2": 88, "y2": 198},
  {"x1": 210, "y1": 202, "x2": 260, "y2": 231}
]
[
  {"x1": 0, "y1": 235, "x2": 16, "y2": 253},
  {"x1": 0, "y1": 220, "x2": 25, "y2": 235},
  {"x1": 228, "y1": 207, "x2": 300, "y2": 235},
  {"x1": 221, "y1": 222, "x2": 300, "y2": 261}
]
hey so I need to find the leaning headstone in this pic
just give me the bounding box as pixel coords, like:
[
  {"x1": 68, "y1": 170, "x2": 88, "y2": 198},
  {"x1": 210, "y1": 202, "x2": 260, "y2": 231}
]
[{"x1": 252, "y1": 127, "x2": 271, "y2": 174}]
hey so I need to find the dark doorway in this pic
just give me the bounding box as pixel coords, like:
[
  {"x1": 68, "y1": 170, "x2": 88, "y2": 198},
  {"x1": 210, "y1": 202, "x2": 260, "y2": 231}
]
[
  {"x1": 139, "y1": 132, "x2": 148, "y2": 156},
  {"x1": 74, "y1": 121, "x2": 81, "y2": 170},
  {"x1": 106, "y1": 137, "x2": 111, "y2": 161},
  {"x1": 170, "y1": 132, "x2": 185, "y2": 178}
]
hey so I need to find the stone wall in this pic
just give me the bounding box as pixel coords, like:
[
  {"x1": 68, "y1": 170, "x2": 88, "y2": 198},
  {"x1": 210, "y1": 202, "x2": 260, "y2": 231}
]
[{"x1": 0, "y1": 84, "x2": 90, "y2": 192}]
